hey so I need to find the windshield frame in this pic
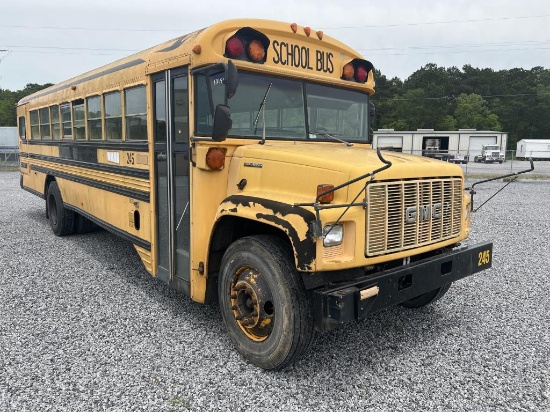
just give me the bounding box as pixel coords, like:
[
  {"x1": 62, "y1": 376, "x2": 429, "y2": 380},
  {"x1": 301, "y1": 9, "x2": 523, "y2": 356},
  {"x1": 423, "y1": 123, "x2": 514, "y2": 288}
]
[{"x1": 193, "y1": 70, "x2": 372, "y2": 144}]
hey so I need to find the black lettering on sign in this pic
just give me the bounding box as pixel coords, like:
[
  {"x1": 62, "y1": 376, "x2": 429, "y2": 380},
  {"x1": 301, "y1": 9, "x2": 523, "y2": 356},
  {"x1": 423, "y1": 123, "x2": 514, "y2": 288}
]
[
  {"x1": 272, "y1": 40, "x2": 281, "y2": 64},
  {"x1": 327, "y1": 53, "x2": 334, "y2": 73},
  {"x1": 126, "y1": 152, "x2": 135, "y2": 165},
  {"x1": 272, "y1": 40, "x2": 333, "y2": 73},
  {"x1": 315, "y1": 50, "x2": 334, "y2": 73},
  {"x1": 292, "y1": 45, "x2": 300, "y2": 67},
  {"x1": 286, "y1": 42, "x2": 293, "y2": 66}
]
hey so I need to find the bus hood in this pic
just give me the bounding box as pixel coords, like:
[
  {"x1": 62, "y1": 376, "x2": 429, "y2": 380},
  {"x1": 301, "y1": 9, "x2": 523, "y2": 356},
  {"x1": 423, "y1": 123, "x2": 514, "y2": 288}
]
[
  {"x1": 234, "y1": 142, "x2": 463, "y2": 181},
  {"x1": 229, "y1": 142, "x2": 464, "y2": 205}
]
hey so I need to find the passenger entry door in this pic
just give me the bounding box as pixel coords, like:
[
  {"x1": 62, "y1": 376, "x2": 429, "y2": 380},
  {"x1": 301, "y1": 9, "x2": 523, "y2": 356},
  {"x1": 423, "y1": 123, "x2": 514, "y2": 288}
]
[{"x1": 153, "y1": 68, "x2": 191, "y2": 292}]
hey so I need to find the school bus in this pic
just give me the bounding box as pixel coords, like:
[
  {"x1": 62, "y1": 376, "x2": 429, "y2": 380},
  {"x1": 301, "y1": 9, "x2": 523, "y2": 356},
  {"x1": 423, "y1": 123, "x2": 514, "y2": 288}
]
[{"x1": 17, "y1": 19, "x2": 493, "y2": 370}]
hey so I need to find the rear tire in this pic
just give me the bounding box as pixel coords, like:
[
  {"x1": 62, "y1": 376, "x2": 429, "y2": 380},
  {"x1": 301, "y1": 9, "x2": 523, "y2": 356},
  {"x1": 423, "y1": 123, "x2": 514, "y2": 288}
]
[
  {"x1": 218, "y1": 235, "x2": 314, "y2": 370},
  {"x1": 400, "y1": 283, "x2": 451, "y2": 308},
  {"x1": 46, "y1": 181, "x2": 75, "y2": 236},
  {"x1": 74, "y1": 213, "x2": 98, "y2": 234}
]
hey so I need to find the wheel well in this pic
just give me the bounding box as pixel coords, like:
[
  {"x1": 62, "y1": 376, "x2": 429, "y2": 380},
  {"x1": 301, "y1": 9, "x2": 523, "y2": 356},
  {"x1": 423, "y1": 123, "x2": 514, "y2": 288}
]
[
  {"x1": 44, "y1": 175, "x2": 56, "y2": 197},
  {"x1": 204, "y1": 216, "x2": 291, "y2": 303}
]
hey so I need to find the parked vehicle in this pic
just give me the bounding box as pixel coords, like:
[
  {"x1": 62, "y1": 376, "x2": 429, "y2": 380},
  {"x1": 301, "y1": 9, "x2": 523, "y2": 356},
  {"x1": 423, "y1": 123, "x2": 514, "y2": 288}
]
[
  {"x1": 474, "y1": 145, "x2": 504, "y2": 163},
  {"x1": 448, "y1": 152, "x2": 469, "y2": 164}
]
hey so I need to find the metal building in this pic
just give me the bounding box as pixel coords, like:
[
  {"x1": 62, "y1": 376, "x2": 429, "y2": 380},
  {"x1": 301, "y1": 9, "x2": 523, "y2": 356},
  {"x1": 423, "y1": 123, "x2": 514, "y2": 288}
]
[{"x1": 372, "y1": 129, "x2": 508, "y2": 161}]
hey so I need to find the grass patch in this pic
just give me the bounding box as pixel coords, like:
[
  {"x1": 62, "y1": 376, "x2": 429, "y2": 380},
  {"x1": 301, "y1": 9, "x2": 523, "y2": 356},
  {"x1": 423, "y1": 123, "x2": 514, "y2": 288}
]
[{"x1": 167, "y1": 396, "x2": 192, "y2": 410}]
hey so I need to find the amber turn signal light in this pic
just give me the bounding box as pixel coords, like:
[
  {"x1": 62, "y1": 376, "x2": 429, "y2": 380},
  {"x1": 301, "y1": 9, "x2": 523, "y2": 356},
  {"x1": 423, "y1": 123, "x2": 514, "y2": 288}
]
[
  {"x1": 206, "y1": 147, "x2": 226, "y2": 170},
  {"x1": 317, "y1": 184, "x2": 335, "y2": 203}
]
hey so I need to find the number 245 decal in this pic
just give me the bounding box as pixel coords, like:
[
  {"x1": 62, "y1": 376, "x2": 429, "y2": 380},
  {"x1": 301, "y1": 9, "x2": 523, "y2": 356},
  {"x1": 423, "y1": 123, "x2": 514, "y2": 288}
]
[{"x1": 478, "y1": 250, "x2": 491, "y2": 266}]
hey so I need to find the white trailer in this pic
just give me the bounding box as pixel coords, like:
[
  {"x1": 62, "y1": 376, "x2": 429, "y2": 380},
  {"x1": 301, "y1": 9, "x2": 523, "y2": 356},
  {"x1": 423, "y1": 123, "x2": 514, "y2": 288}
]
[
  {"x1": 516, "y1": 139, "x2": 550, "y2": 160},
  {"x1": 0, "y1": 127, "x2": 18, "y2": 165},
  {"x1": 0, "y1": 127, "x2": 18, "y2": 150}
]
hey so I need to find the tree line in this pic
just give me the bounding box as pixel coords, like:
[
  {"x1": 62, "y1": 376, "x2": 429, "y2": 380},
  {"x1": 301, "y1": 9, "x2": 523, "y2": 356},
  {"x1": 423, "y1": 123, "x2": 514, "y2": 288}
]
[
  {"x1": 372, "y1": 64, "x2": 550, "y2": 149},
  {"x1": 2, "y1": 64, "x2": 549, "y2": 149},
  {"x1": 0, "y1": 83, "x2": 53, "y2": 127}
]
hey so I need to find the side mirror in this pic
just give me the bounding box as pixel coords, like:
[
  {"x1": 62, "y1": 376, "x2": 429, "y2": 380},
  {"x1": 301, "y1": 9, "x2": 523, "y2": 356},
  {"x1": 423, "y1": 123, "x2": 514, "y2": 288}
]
[
  {"x1": 212, "y1": 104, "x2": 232, "y2": 142},
  {"x1": 226, "y1": 60, "x2": 239, "y2": 100}
]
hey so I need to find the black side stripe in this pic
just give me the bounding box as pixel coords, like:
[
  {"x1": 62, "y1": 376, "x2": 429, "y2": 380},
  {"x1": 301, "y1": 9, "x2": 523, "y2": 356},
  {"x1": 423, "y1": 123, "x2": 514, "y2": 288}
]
[
  {"x1": 31, "y1": 165, "x2": 150, "y2": 202},
  {"x1": 23, "y1": 140, "x2": 149, "y2": 152},
  {"x1": 22, "y1": 185, "x2": 45, "y2": 199},
  {"x1": 64, "y1": 203, "x2": 151, "y2": 251},
  {"x1": 26, "y1": 153, "x2": 149, "y2": 179}
]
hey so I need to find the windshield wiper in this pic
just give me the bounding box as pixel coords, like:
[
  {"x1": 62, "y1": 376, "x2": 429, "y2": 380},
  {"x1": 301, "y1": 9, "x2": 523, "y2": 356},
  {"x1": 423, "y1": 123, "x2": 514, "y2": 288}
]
[
  {"x1": 310, "y1": 131, "x2": 353, "y2": 147},
  {"x1": 253, "y1": 82, "x2": 273, "y2": 144}
]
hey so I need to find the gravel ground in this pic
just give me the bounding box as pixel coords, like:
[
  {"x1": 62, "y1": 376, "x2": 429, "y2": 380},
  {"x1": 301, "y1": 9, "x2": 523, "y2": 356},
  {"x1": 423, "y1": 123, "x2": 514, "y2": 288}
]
[{"x1": 1, "y1": 171, "x2": 549, "y2": 411}]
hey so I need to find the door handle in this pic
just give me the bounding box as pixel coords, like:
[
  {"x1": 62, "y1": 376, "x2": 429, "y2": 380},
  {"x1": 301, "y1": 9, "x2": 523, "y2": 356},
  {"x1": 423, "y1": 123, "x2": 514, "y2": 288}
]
[{"x1": 157, "y1": 152, "x2": 167, "y2": 161}]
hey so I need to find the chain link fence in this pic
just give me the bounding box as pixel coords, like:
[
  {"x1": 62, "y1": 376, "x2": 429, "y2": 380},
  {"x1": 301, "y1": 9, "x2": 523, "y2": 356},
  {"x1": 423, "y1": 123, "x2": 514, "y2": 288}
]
[
  {"x1": 0, "y1": 149, "x2": 20, "y2": 169},
  {"x1": 2, "y1": 148, "x2": 548, "y2": 178},
  {"x1": 403, "y1": 149, "x2": 550, "y2": 179}
]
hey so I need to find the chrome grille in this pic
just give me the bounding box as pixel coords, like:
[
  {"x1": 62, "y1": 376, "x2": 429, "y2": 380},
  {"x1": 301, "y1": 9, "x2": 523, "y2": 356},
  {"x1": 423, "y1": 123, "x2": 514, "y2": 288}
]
[{"x1": 366, "y1": 178, "x2": 462, "y2": 256}]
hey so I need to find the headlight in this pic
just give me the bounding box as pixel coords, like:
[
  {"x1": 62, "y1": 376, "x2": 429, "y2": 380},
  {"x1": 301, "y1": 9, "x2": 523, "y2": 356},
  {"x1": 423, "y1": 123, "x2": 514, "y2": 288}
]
[{"x1": 323, "y1": 224, "x2": 343, "y2": 247}]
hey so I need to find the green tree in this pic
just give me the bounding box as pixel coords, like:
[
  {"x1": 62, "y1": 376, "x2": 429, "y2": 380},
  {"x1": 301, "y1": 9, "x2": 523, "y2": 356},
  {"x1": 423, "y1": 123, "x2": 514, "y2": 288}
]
[
  {"x1": 0, "y1": 83, "x2": 52, "y2": 126},
  {"x1": 453, "y1": 93, "x2": 501, "y2": 130},
  {"x1": 371, "y1": 69, "x2": 404, "y2": 130}
]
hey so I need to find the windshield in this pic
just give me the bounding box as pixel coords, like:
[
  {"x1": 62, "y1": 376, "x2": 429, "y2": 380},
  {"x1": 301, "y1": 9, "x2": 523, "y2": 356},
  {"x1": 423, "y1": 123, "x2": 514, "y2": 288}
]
[
  {"x1": 195, "y1": 71, "x2": 371, "y2": 143},
  {"x1": 485, "y1": 145, "x2": 500, "y2": 150}
]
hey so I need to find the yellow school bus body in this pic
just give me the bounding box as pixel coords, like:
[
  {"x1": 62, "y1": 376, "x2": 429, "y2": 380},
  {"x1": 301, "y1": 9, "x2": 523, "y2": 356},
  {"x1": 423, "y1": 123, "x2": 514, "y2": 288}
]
[{"x1": 17, "y1": 19, "x2": 489, "y2": 370}]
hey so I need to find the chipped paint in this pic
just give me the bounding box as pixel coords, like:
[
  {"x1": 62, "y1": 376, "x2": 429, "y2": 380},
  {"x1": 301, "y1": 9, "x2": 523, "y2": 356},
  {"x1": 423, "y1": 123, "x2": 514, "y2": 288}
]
[{"x1": 220, "y1": 195, "x2": 316, "y2": 271}]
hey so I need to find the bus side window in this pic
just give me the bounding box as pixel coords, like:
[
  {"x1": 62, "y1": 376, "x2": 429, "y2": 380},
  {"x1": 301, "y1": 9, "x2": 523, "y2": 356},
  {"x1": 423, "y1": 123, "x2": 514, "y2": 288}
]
[
  {"x1": 104, "y1": 91, "x2": 122, "y2": 140},
  {"x1": 173, "y1": 76, "x2": 189, "y2": 143},
  {"x1": 73, "y1": 99, "x2": 86, "y2": 140},
  {"x1": 40, "y1": 107, "x2": 51, "y2": 139},
  {"x1": 18, "y1": 116, "x2": 26, "y2": 139},
  {"x1": 60, "y1": 103, "x2": 72, "y2": 139},
  {"x1": 87, "y1": 96, "x2": 102, "y2": 140},
  {"x1": 125, "y1": 86, "x2": 147, "y2": 140},
  {"x1": 30, "y1": 110, "x2": 39, "y2": 139},
  {"x1": 51, "y1": 105, "x2": 61, "y2": 139}
]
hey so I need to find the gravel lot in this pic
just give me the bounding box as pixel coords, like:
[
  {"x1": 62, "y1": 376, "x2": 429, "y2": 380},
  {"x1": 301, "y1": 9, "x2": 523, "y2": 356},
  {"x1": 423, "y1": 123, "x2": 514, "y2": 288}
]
[{"x1": 1, "y1": 170, "x2": 549, "y2": 411}]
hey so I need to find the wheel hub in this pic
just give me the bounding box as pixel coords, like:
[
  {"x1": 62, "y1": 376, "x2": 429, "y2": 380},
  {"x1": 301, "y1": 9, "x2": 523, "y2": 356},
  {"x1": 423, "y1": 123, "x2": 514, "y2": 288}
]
[{"x1": 230, "y1": 267, "x2": 274, "y2": 341}]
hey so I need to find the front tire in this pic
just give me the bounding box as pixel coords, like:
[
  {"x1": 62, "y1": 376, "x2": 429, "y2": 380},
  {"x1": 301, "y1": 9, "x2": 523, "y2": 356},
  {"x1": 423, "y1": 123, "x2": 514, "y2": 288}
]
[
  {"x1": 218, "y1": 235, "x2": 314, "y2": 370},
  {"x1": 400, "y1": 283, "x2": 451, "y2": 308},
  {"x1": 46, "y1": 181, "x2": 75, "y2": 236}
]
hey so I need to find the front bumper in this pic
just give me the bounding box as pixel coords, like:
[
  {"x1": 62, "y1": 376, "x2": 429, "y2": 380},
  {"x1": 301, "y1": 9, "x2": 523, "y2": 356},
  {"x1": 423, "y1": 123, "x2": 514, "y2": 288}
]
[{"x1": 313, "y1": 242, "x2": 493, "y2": 332}]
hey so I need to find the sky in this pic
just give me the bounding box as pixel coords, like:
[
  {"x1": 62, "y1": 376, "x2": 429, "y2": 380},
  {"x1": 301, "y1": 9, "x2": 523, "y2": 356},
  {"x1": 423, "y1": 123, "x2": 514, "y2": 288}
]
[{"x1": 1, "y1": 0, "x2": 549, "y2": 91}]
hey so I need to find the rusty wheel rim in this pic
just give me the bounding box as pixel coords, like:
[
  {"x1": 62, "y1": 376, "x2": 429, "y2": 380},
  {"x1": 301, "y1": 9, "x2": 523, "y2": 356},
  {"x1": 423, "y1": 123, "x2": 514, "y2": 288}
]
[{"x1": 230, "y1": 266, "x2": 275, "y2": 342}]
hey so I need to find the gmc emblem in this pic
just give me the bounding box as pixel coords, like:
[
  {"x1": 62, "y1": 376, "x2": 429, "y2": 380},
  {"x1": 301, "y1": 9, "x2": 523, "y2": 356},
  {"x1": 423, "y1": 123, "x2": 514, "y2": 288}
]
[{"x1": 405, "y1": 203, "x2": 445, "y2": 223}]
